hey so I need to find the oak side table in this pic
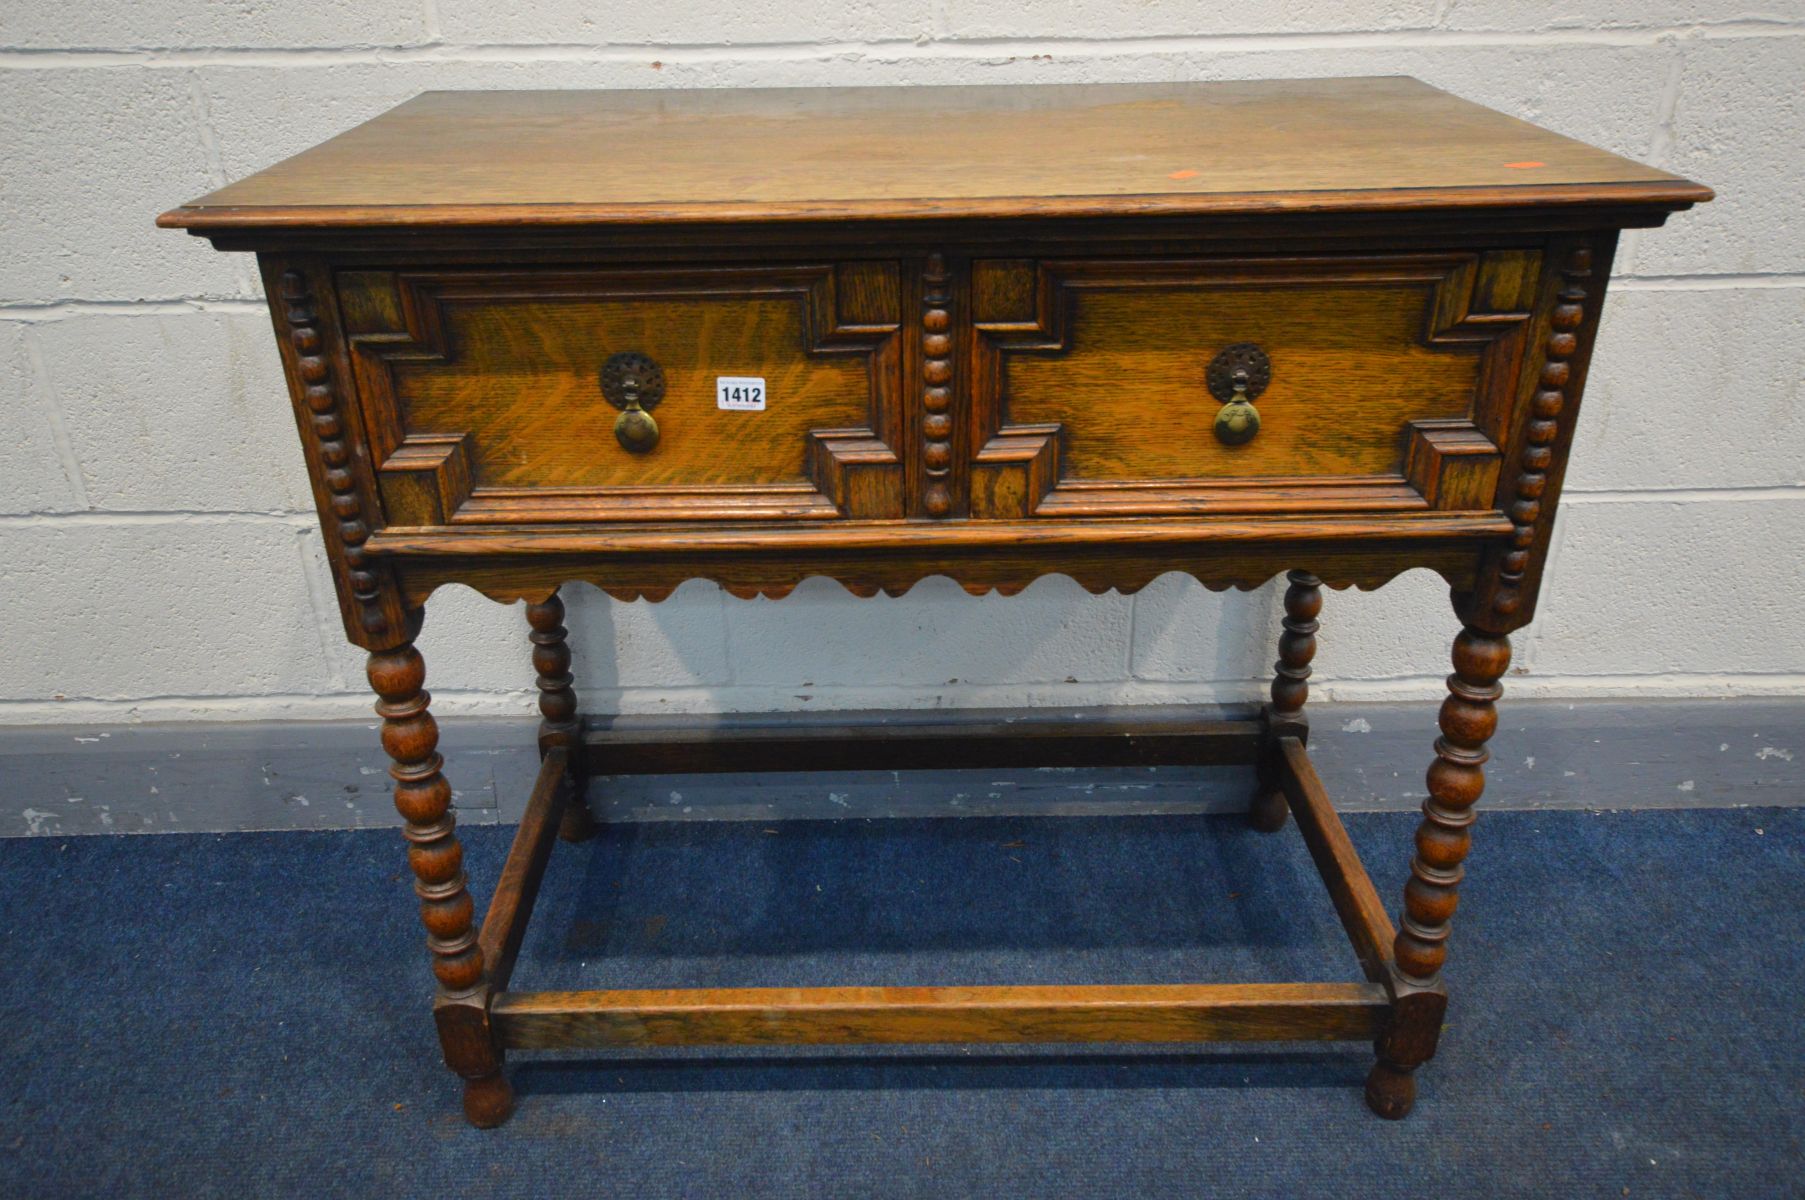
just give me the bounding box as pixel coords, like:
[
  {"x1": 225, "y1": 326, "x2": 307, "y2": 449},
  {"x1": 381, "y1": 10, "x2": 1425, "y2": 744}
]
[{"x1": 160, "y1": 78, "x2": 1709, "y2": 1126}]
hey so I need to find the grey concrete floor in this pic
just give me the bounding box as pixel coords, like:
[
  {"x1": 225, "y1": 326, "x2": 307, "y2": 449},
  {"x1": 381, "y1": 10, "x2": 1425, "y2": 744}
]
[{"x1": 2, "y1": 698, "x2": 1800, "y2": 837}]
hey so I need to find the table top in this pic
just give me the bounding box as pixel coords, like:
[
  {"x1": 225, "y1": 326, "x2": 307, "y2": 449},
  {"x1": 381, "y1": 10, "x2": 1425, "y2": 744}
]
[{"x1": 159, "y1": 77, "x2": 1708, "y2": 231}]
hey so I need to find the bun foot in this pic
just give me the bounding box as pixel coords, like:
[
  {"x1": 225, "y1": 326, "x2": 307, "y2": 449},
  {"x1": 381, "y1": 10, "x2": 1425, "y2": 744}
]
[
  {"x1": 1364, "y1": 1061, "x2": 1416, "y2": 1119},
  {"x1": 1247, "y1": 787, "x2": 1289, "y2": 832},
  {"x1": 463, "y1": 1072, "x2": 516, "y2": 1128}
]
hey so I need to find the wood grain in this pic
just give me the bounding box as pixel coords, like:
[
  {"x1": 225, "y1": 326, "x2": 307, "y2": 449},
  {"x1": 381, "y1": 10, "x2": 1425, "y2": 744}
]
[
  {"x1": 265, "y1": 263, "x2": 415, "y2": 647},
  {"x1": 1366, "y1": 625, "x2": 1511, "y2": 1120},
  {"x1": 1007, "y1": 283, "x2": 1476, "y2": 481},
  {"x1": 370, "y1": 638, "x2": 512, "y2": 1126},
  {"x1": 409, "y1": 300, "x2": 859, "y2": 484},
  {"x1": 366, "y1": 514, "x2": 1507, "y2": 606},
  {"x1": 1278, "y1": 737, "x2": 1397, "y2": 983},
  {"x1": 368, "y1": 512, "x2": 1510, "y2": 557},
  {"x1": 159, "y1": 79, "x2": 1709, "y2": 232},
  {"x1": 969, "y1": 252, "x2": 1536, "y2": 519},
  {"x1": 340, "y1": 264, "x2": 905, "y2": 523},
  {"x1": 381, "y1": 538, "x2": 1494, "y2": 609},
  {"x1": 1460, "y1": 238, "x2": 1612, "y2": 633},
  {"x1": 474, "y1": 748, "x2": 570, "y2": 991},
  {"x1": 492, "y1": 982, "x2": 1391, "y2": 1049},
  {"x1": 164, "y1": 82, "x2": 1710, "y2": 1125}
]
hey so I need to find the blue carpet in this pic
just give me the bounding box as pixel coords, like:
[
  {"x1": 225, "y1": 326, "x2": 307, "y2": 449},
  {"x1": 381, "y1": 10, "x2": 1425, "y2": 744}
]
[{"x1": 0, "y1": 806, "x2": 1800, "y2": 1198}]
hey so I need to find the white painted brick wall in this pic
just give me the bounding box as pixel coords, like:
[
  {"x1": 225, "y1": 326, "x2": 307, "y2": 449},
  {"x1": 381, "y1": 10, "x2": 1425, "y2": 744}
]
[{"x1": 1, "y1": 4, "x2": 1801, "y2": 724}]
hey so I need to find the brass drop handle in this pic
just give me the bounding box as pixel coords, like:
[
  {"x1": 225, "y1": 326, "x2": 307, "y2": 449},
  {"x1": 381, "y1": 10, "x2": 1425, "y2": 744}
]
[
  {"x1": 612, "y1": 378, "x2": 659, "y2": 453},
  {"x1": 1207, "y1": 342, "x2": 1270, "y2": 447},
  {"x1": 1213, "y1": 370, "x2": 1261, "y2": 446},
  {"x1": 599, "y1": 351, "x2": 666, "y2": 455}
]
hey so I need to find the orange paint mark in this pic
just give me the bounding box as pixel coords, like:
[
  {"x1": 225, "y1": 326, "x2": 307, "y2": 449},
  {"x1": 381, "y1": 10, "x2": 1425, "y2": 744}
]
[
  {"x1": 1167, "y1": 169, "x2": 1200, "y2": 180},
  {"x1": 1504, "y1": 160, "x2": 1546, "y2": 169}
]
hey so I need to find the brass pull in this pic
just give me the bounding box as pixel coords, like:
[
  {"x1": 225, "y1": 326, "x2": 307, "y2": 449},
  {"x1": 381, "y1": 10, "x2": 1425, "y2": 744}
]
[
  {"x1": 612, "y1": 380, "x2": 659, "y2": 453},
  {"x1": 600, "y1": 351, "x2": 665, "y2": 454},
  {"x1": 1213, "y1": 371, "x2": 1261, "y2": 446},
  {"x1": 1207, "y1": 342, "x2": 1270, "y2": 447}
]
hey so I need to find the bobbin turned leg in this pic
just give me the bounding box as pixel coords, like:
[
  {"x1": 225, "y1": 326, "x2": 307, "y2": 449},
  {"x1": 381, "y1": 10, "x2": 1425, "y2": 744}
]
[
  {"x1": 1365, "y1": 624, "x2": 1509, "y2": 1119},
  {"x1": 1251, "y1": 570, "x2": 1321, "y2": 831},
  {"x1": 369, "y1": 641, "x2": 514, "y2": 1129},
  {"x1": 529, "y1": 591, "x2": 596, "y2": 842}
]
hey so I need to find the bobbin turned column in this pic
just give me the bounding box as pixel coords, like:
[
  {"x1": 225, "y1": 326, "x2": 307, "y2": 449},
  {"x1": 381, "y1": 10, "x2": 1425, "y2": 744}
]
[
  {"x1": 528, "y1": 591, "x2": 596, "y2": 842},
  {"x1": 368, "y1": 639, "x2": 513, "y2": 1129},
  {"x1": 1365, "y1": 624, "x2": 1509, "y2": 1119},
  {"x1": 1364, "y1": 239, "x2": 1599, "y2": 1118},
  {"x1": 1250, "y1": 570, "x2": 1321, "y2": 832}
]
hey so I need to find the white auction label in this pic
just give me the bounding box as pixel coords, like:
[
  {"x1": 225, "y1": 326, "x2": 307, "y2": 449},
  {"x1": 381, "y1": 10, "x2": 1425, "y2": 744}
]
[{"x1": 716, "y1": 376, "x2": 767, "y2": 411}]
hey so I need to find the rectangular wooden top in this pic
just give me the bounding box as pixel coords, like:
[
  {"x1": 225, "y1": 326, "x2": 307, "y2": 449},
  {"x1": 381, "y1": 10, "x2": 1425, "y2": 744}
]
[{"x1": 160, "y1": 77, "x2": 1709, "y2": 231}]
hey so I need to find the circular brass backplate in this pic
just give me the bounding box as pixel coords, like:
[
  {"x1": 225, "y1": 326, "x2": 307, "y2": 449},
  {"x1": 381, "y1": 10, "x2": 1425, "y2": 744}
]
[
  {"x1": 599, "y1": 351, "x2": 666, "y2": 411},
  {"x1": 1206, "y1": 343, "x2": 1271, "y2": 402}
]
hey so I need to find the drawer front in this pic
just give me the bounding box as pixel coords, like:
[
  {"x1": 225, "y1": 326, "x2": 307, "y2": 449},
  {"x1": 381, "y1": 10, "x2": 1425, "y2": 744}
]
[
  {"x1": 968, "y1": 252, "x2": 1542, "y2": 518},
  {"x1": 339, "y1": 263, "x2": 906, "y2": 524}
]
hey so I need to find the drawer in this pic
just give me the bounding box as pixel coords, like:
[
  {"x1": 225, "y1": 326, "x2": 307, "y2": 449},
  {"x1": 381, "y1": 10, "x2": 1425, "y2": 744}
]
[
  {"x1": 967, "y1": 252, "x2": 1543, "y2": 518},
  {"x1": 337, "y1": 263, "x2": 907, "y2": 524}
]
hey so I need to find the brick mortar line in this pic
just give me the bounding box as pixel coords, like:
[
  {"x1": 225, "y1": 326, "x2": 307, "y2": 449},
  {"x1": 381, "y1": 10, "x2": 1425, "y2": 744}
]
[
  {"x1": 2, "y1": 485, "x2": 1801, "y2": 528},
  {"x1": 3, "y1": 669, "x2": 1804, "y2": 724},
  {"x1": 0, "y1": 299, "x2": 270, "y2": 321},
  {"x1": 0, "y1": 510, "x2": 316, "y2": 526},
  {"x1": 1610, "y1": 275, "x2": 1805, "y2": 291},
  {"x1": 5, "y1": 276, "x2": 1801, "y2": 321},
  {"x1": 1, "y1": 21, "x2": 1802, "y2": 67},
  {"x1": 1560, "y1": 485, "x2": 1805, "y2": 504}
]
